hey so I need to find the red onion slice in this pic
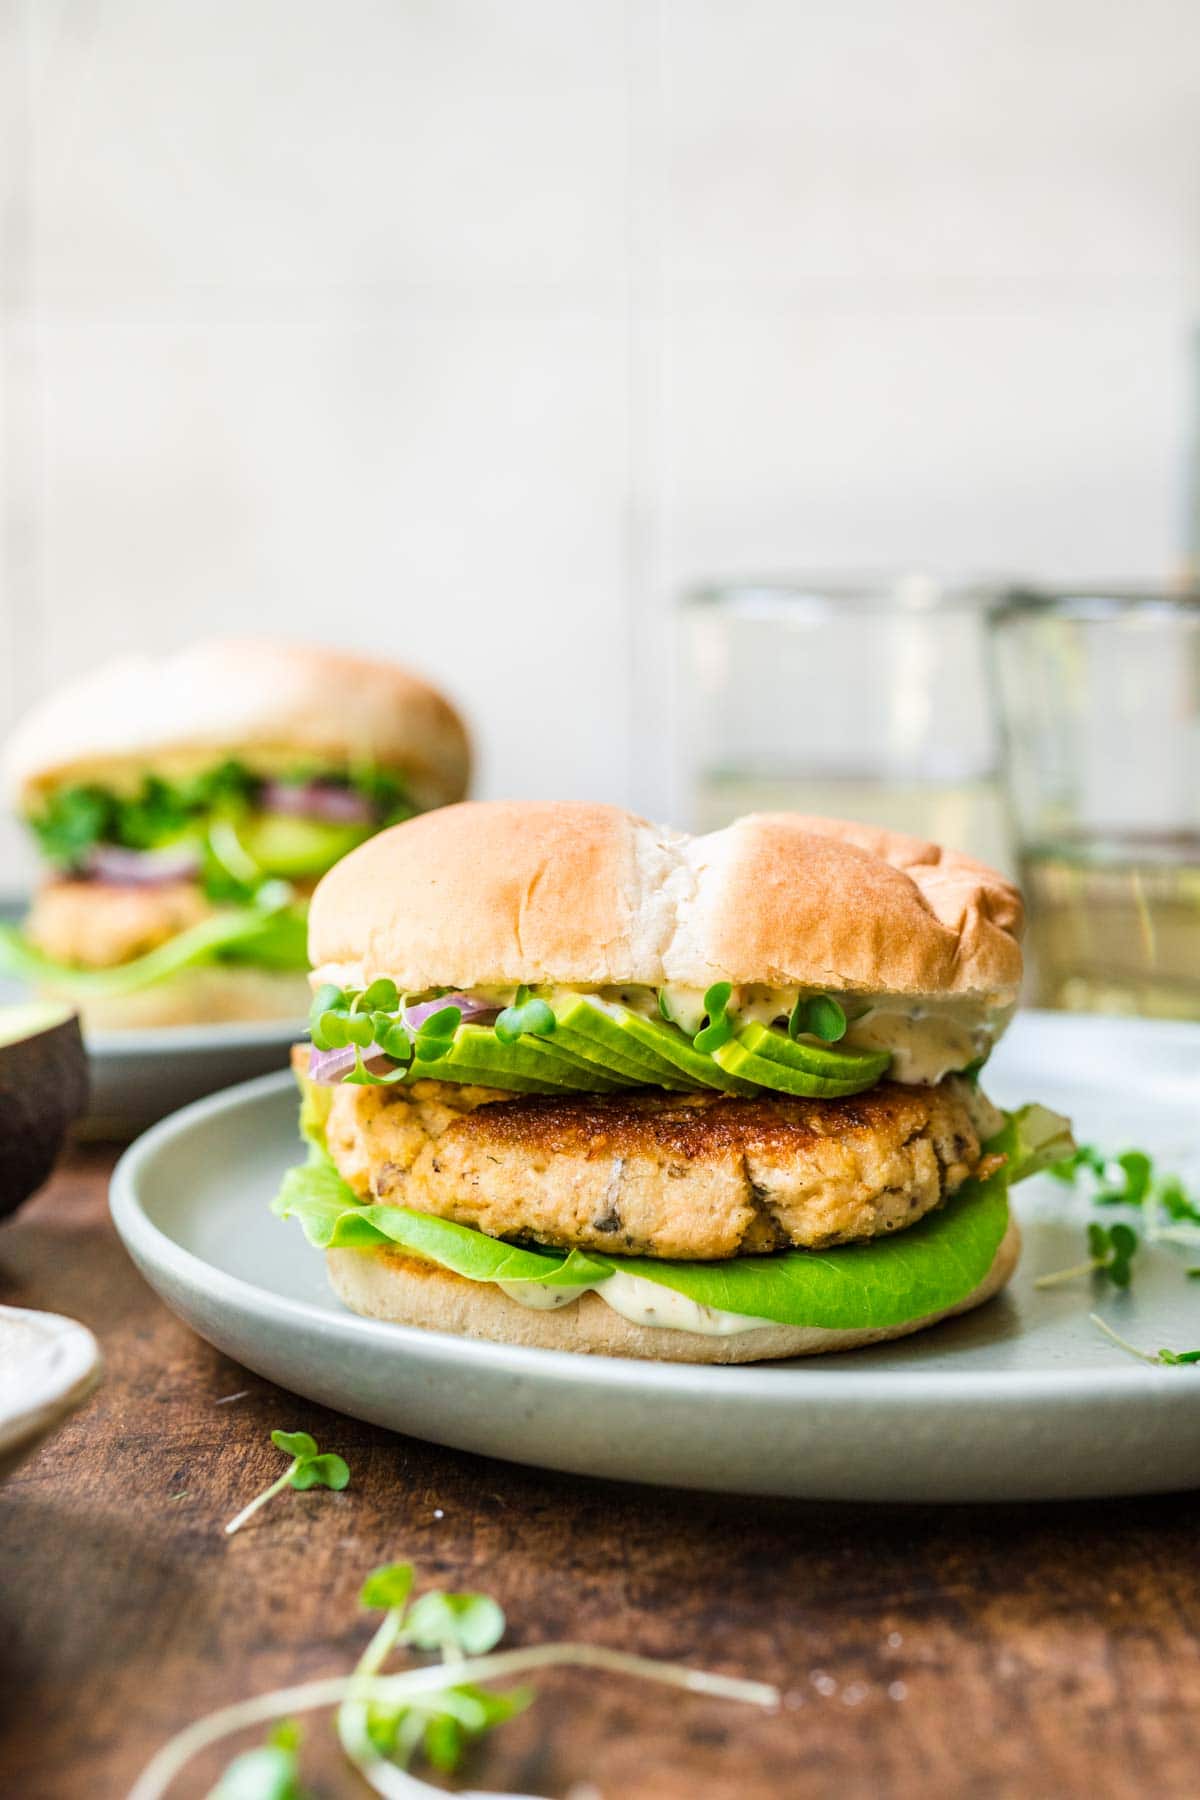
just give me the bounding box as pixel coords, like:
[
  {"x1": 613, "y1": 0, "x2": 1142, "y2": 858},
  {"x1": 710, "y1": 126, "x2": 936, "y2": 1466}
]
[
  {"x1": 308, "y1": 1043, "x2": 400, "y2": 1083},
  {"x1": 85, "y1": 843, "x2": 201, "y2": 886},
  {"x1": 403, "y1": 993, "x2": 499, "y2": 1030},
  {"x1": 260, "y1": 780, "x2": 374, "y2": 825}
]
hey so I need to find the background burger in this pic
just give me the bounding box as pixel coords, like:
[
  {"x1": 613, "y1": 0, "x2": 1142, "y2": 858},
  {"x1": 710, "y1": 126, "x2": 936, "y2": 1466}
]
[
  {"x1": 275, "y1": 801, "x2": 1073, "y2": 1363},
  {"x1": 1, "y1": 639, "x2": 470, "y2": 1027}
]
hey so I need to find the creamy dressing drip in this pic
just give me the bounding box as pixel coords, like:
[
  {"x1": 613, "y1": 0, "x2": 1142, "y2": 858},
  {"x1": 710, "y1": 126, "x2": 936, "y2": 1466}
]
[{"x1": 497, "y1": 1270, "x2": 775, "y2": 1336}]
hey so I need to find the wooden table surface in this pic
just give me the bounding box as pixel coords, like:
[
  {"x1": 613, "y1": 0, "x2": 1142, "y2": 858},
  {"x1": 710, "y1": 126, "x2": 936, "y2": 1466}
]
[{"x1": 3, "y1": 1147, "x2": 1199, "y2": 1800}]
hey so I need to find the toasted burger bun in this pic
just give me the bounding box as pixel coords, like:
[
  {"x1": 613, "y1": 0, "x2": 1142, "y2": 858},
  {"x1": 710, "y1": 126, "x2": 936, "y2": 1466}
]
[
  {"x1": 310, "y1": 801, "x2": 1022, "y2": 1004},
  {"x1": 36, "y1": 965, "x2": 312, "y2": 1032},
  {"x1": 325, "y1": 1215, "x2": 1020, "y2": 1364},
  {"x1": 4, "y1": 639, "x2": 470, "y2": 814}
]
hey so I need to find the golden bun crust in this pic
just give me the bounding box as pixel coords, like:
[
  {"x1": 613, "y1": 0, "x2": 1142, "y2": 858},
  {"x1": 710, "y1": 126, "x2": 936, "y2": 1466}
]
[
  {"x1": 4, "y1": 639, "x2": 471, "y2": 812},
  {"x1": 325, "y1": 1215, "x2": 1020, "y2": 1363},
  {"x1": 30, "y1": 965, "x2": 311, "y2": 1031},
  {"x1": 310, "y1": 801, "x2": 1022, "y2": 1003}
]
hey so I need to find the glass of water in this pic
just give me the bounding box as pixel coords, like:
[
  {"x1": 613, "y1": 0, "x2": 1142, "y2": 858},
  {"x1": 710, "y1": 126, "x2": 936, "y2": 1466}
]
[
  {"x1": 989, "y1": 588, "x2": 1200, "y2": 1018},
  {"x1": 679, "y1": 575, "x2": 1011, "y2": 872}
]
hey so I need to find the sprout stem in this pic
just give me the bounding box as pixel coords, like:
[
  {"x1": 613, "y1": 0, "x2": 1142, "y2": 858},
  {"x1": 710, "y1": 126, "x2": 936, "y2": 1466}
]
[
  {"x1": 129, "y1": 1645, "x2": 780, "y2": 1800},
  {"x1": 1089, "y1": 1313, "x2": 1161, "y2": 1365},
  {"x1": 224, "y1": 1461, "x2": 298, "y2": 1536},
  {"x1": 1033, "y1": 1258, "x2": 1102, "y2": 1289}
]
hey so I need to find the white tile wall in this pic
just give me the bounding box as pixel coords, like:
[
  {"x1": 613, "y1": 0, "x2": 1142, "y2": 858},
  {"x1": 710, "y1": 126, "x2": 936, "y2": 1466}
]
[{"x1": 3, "y1": 0, "x2": 1199, "y2": 884}]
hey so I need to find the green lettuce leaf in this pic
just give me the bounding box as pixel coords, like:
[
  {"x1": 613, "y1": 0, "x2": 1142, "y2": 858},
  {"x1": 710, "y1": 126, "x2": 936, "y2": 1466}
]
[
  {"x1": 989, "y1": 1102, "x2": 1075, "y2": 1184},
  {"x1": 0, "y1": 897, "x2": 309, "y2": 996},
  {"x1": 273, "y1": 1137, "x2": 1012, "y2": 1330},
  {"x1": 273, "y1": 1150, "x2": 612, "y2": 1287}
]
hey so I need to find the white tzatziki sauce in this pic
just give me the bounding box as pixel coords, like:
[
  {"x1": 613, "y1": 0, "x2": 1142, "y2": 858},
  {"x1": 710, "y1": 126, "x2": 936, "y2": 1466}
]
[{"x1": 497, "y1": 1270, "x2": 774, "y2": 1336}]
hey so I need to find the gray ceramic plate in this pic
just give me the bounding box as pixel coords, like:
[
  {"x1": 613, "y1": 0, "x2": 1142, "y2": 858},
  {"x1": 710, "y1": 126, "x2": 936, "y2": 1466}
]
[{"x1": 109, "y1": 1013, "x2": 1200, "y2": 1502}]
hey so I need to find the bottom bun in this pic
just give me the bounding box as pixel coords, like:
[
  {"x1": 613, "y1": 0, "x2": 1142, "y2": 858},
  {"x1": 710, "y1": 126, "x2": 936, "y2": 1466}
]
[
  {"x1": 38, "y1": 965, "x2": 311, "y2": 1031},
  {"x1": 326, "y1": 1216, "x2": 1021, "y2": 1365}
]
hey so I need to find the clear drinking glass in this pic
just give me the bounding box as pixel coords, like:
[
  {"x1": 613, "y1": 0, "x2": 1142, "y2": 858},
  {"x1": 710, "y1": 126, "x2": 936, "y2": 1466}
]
[
  {"x1": 680, "y1": 575, "x2": 1011, "y2": 871},
  {"x1": 990, "y1": 589, "x2": 1200, "y2": 1018}
]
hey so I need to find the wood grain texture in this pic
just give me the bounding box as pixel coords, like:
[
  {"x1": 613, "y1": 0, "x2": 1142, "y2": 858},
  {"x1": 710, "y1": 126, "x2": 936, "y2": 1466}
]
[{"x1": 2, "y1": 1147, "x2": 1199, "y2": 1800}]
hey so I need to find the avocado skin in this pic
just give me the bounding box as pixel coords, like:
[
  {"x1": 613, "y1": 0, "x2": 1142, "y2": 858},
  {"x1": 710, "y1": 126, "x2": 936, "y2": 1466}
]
[{"x1": 0, "y1": 1010, "x2": 89, "y2": 1216}]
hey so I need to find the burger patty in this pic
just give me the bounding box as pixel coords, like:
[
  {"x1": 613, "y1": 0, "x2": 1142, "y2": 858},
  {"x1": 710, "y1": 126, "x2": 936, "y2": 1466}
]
[
  {"x1": 321, "y1": 1070, "x2": 994, "y2": 1259},
  {"x1": 27, "y1": 877, "x2": 212, "y2": 968}
]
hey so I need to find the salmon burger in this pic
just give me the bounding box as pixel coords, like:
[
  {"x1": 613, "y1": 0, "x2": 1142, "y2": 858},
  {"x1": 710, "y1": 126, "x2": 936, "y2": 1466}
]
[{"x1": 273, "y1": 802, "x2": 1073, "y2": 1363}]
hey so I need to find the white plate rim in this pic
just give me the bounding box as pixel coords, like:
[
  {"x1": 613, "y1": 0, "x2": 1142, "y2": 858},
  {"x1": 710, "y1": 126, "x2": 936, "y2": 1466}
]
[{"x1": 109, "y1": 1057, "x2": 1198, "y2": 1405}]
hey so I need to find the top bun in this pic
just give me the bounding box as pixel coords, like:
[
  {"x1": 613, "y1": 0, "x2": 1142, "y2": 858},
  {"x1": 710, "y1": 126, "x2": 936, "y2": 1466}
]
[
  {"x1": 4, "y1": 639, "x2": 470, "y2": 813},
  {"x1": 309, "y1": 801, "x2": 1023, "y2": 1002}
]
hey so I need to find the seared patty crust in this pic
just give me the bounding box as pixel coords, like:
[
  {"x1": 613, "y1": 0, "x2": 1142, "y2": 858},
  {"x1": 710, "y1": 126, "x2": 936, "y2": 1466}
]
[{"x1": 319, "y1": 1064, "x2": 994, "y2": 1259}]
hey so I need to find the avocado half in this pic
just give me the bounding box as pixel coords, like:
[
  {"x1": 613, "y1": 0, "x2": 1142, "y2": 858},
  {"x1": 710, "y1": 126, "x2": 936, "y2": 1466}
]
[{"x1": 0, "y1": 1003, "x2": 89, "y2": 1217}]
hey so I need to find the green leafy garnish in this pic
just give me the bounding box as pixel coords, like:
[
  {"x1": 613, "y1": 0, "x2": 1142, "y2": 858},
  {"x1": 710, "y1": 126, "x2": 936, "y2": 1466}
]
[
  {"x1": 338, "y1": 1562, "x2": 527, "y2": 1786},
  {"x1": 129, "y1": 1556, "x2": 779, "y2": 1800},
  {"x1": 494, "y1": 985, "x2": 556, "y2": 1045},
  {"x1": 1095, "y1": 1150, "x2": 1153, "y2": 1207},
  {"x1": 210, "y1": 1721, "x2": 310, "y2": 1800},
  {"x1": 1045, "y1": 1140, "x2": 1200, "y2": 1255},
  {"x1": 788, "y1": 994, "x2": 847, "y2": 1043},
  {"x1": 224, "y1": 1430, "x2": 350, "y2": 1536},
  {"x1": 1090, "y1": 1314, "x2": 1200, "y2": 1366},
  {"x1": 413, "y1": 1004, "x2": 463, "y2": 1056},
  {"x1": 693, "y1": 981, "x2": 734, "y2": 1053},
  {"x1": 1034, "y1": 1222, "x2": 1139, "y2": 1290}
]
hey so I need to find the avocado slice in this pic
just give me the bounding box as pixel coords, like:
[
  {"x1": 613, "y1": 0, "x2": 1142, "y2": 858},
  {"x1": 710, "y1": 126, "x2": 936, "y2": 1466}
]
[
  {"x1": 411, "y1": 1023, "x2": 626, "y2": 1093},
  {"x1": 238, "y1": 813, "x2": 371, "y2": 877},
  {"x1": 546, "y1": 995, "x2": 694, "y2": 1089},
  {"x1": 584, "y1": 1000, "x2": 759, "y2": 1095},
  {"x1": 712, "y1": 1033, "x2": 880, "y2": 1098},
  {"x1": 0, "y1": 1003, "x2": 89, "y2": 1217},
  {"x1": 733, "y1": 1020, "x2": 890, "y2": 1083}
]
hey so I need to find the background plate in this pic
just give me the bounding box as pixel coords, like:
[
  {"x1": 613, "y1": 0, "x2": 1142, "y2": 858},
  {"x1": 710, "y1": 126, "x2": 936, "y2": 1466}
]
[
  {"x1": 110, "y1": 1012, "x2": 1200, "y2": 1502},
  {"x1": 1, "y1": 899, "x2": 300, "y2": 1135}
]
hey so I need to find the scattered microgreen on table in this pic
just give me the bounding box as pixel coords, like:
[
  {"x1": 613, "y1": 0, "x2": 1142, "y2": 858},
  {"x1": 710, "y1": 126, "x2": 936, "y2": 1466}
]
[
  {"x1": 1090, "y1": 1314, "x2": 1200, "y2": 1367},
  {"x1": 224, "y1": 1432, "x2": 350, "y2": 1537},
  {"x1": 131, "y1": 1560, "x2": 778, "y2": 1800},
  {"x1": 1034, "y1": 1222, "x2": 1139, "y2": 1290},
  {"x1": 209, "y1": 1720, "x2": 310, "y2": 1800}
]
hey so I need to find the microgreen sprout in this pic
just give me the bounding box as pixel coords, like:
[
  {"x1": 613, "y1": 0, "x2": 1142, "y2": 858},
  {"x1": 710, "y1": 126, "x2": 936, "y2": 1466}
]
[
  {"x1": 787, "y1": 994, "x2": 847, "y2": 1043},
  {"x1": 1045, "y1": 1141, "x2": 1200, "y2": 1255},
  {"x1": 1034, "y1": 1221, "x2": 1139, "y2": 1290},
  {"x1": 1048, "y1": 1144, "x2": 1108, "y2": 1183},
  {"x1": 1094, "y1": 1150, "x2": 1153, "y2": 1207},
  {"x1": 494, "y1": 985, "x2": 556, "y2": 1045},
  {"x1": 338, "y1": 1563, "x2": 524, "y2": 1788},
  {"x1": 224, "y1": 1431, "x2": 349, "y2": 1536},
  {"x1": 130, "y1": 1560, "x2": 779, "y2": 1800},
  {"x1": 1089, "y1": 1314, "x2": 1200, "y2": 1366},
  {"x1": 210, "y1": 1720, "x2": 310, "y2": 1799},
  {"x1": 693, "y1": 981, "x2": 734, "y2": 1053},
  {"x1": 411, "y1": 1005, "x2": 463, "y2": 1058}
]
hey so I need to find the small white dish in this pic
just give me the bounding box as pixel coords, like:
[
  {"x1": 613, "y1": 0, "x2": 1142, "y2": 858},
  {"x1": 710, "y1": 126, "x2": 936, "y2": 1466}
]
[
  {"x1": 0, "y1": 1306, "x2": 103, "y2": 1481},
  {"x1": 109, "y1": 1013, "x2": 1200, "y2": 1503}
]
